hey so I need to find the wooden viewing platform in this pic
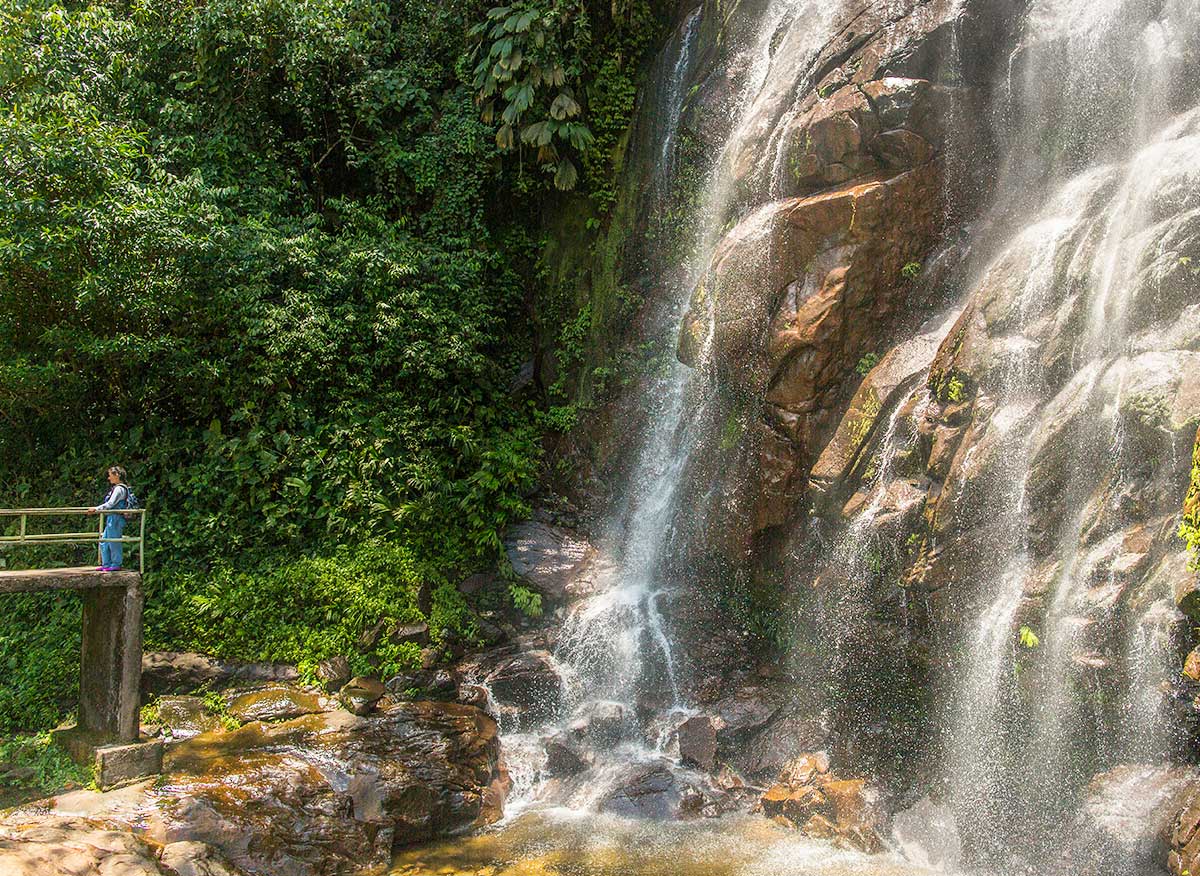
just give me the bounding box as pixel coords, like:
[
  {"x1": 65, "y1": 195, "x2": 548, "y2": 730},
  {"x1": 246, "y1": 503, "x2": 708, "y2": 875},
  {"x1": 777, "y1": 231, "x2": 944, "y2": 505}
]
[{"x1": 1, "y1": 510, "x2": 161, "y2": 788}]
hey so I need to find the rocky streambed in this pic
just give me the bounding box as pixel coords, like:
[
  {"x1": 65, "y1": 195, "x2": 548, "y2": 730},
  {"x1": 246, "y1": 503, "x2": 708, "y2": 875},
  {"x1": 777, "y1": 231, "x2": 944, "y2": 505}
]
[{"x1": 0, "y1": 691, "x2": 505, "y2": 876}]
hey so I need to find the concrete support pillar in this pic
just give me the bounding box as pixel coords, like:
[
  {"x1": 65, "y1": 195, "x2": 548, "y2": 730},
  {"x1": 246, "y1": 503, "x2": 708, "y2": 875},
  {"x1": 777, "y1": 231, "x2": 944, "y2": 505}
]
[{"x1": 78, "y1": 580, "x2": 143, "y2": 742}]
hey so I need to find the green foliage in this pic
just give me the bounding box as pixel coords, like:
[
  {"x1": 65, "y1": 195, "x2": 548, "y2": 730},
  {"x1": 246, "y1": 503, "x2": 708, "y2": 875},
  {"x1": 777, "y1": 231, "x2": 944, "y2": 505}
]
[
  {"x1": 855, "y1": 353, "x2": 880, "y2": 376},
  {"x1": 200, "y1": 690, "x2": 241, "y2": 732},
  {"x1": 548, "y1": 301, "x2": 594, "y2": 398},
  {"x1": 0, "y1": 0, "x2": 566, "y2": 730},
  {"x1": 0, "y1": 593, "x2": 80, "y2": 733},
  {"x1": 901, "y1": 261, "x2": 922, "y2": 280},
  {"x1": 946, "y1": 375, "x2": 965, "y2": 403},
  {"x1": 508, "y1": 582, "x2": 544, "y2": 617},
  {"x1": 469, "y1": 0, "x2": 594, "y2": 190},
  {"x1": 469, "y1": 0, "x2": 662, "y2": 201},
  {"x1": 0, "y1": 733, "x2": 94, "y2": 803},
  {"x1": 145, "y1": 540, "x2": 469, "y2": 683},
  {"x1": 1181, "y1": 430, "x2": 1200, "y2": 570}
]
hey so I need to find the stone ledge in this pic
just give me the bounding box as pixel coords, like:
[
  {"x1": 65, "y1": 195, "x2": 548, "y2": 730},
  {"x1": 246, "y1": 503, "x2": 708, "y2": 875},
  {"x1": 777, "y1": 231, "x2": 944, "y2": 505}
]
[{"x1": 51, "y1": 727, "x2": 163, "y2": 791}]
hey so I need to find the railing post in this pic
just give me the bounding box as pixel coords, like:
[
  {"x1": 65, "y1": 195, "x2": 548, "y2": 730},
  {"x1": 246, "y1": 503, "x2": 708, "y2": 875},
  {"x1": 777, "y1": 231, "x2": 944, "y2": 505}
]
[
  {"x1": 18, "y1": 513, "x2": 25, "y2": 545},
  {"x1": 139, "y1": 511, "x2": 146, "y2": 574}
]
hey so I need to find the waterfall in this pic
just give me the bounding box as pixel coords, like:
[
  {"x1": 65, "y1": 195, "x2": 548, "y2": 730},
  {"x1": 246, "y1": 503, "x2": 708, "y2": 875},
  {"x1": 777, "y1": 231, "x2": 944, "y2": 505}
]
[
  {"x1": 932, "y1": 0, "x2": 1200, "y2": 855},
  {"x1": 498, "y1": 0, "x2": 849, "y2": 813}
]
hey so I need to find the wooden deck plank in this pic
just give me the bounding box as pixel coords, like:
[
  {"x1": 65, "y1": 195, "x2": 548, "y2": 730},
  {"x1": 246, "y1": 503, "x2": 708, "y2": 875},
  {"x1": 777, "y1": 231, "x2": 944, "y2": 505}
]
[{"x1": 0, "y1": 567, "x2": 140, "y2": 593}]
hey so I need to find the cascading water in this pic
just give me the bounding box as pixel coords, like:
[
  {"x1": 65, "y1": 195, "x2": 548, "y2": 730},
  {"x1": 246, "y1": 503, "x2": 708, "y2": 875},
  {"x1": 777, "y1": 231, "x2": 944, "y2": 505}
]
[
  {"x1": 496, "y1": 0, "x2": 850, "y2": 814},
  {"x1": 928, "y1": 0, "x2": 1200, "y2": 858}
]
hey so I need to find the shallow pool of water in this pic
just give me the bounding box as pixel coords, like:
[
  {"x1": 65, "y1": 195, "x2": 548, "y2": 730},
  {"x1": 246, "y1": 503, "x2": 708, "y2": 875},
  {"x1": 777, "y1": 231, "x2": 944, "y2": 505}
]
[{"x1": 390, "y1": 811, "x2": 954, "y2": 876}]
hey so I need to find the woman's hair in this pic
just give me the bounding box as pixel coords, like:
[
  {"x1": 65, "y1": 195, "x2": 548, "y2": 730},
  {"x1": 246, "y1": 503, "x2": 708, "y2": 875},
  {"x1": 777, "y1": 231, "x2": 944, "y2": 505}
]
[{"x1": 108, "y1": 465, "x2": 128, "y2": 482}]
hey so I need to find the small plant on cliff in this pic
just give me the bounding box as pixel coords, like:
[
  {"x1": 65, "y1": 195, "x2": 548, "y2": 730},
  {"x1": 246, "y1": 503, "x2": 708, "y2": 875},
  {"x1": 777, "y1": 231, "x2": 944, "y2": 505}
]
[
  {"x1": 719, "y1": 410, "x2": 744, "y2": 451},
  {"x1": 945, "y1": 375, "x2": 966, "y2": 404},
  {"x1": 855, "y1": 353, "x2": 880, "y2": 376},
  {"x1": 1180, "y1": 430, "x2": 1200, "y2": 570},
  {"x1": 508, "y1": 583, "x2": 544, "y2": 617},
  {"x1": 1019, "y1": 626, "x2": 1040, "y2": 649},
  {"x1": 901, "y1": 261, "x2": 923, "y2": 280}
]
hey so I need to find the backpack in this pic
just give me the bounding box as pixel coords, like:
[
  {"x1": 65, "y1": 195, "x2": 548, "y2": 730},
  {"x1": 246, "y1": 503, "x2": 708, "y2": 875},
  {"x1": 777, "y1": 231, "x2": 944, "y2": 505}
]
[{"x1": 119, "y1": 483, "x2": 141, "y2": 518}]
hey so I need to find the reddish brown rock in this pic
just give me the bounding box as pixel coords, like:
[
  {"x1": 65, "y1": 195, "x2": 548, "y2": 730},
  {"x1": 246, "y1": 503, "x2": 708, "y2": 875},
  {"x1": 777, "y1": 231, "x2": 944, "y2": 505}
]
[{"x1": 758, "y1": 753, "x2": 885, "y2": 853}]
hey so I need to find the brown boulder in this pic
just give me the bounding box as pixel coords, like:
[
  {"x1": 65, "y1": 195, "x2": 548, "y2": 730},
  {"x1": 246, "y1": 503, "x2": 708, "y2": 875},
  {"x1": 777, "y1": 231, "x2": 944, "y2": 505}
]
[
  {"x1": 224, "y1": 684, "x2": 331, "y2": 725},
  {"x1": 503, "y1": 521, "x2": 604, "y2": 603},
  {"x1": 338, "y1": 676, "x2": 386, "y2": 716},
  {"x1": 154, "y1": 696, "x2": 222, "y2": 740},
  {"x1": 316, "y1": 656, "x2": 352, "y2": 693},
  {"x1": 759, "y1": 753, "x2": 885, "y2": 853},
  {"x1": 141, "y1": 652, "x2": 299, "y2": 697}
]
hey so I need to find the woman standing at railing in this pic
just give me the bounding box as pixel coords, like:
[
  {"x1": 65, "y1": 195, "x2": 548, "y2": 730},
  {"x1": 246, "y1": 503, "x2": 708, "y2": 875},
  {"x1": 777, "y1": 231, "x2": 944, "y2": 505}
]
[{"x1": 87, "y1": 466, "x2": 129, "y2": 571}]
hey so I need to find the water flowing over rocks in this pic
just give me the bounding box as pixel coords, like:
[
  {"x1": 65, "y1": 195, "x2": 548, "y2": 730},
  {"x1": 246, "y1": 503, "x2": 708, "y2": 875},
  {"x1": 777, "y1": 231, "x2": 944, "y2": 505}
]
[{"x1": 1060, "y1": 765, "x2": 1200, "y2": 876}]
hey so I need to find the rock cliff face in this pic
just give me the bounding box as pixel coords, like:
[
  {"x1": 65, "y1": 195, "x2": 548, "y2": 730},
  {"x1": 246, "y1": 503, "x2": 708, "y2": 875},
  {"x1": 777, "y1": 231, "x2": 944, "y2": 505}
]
[{"x1": 666, "y1": 0, "x2": 1016, "y2": 552}]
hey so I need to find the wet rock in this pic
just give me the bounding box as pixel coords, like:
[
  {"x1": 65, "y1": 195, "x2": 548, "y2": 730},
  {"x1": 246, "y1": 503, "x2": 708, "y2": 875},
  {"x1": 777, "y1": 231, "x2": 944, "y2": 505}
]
[
  {"x1": 759, "y1": 753, "x2": 885, "y2": 853},
  {"x1": 891, "y1": 797, "x2": 962, "y2": 870},
  {"x1": 678, "y1": 163, "x2": 945, "y2": 542},
  {"x1": 712, "y1": 687, "x2": 779, "y2": 755},
  {"x1": 158, "y1": 702, "x2": 503, "y2": 871},
  {"x1": 357, "y1": 618, "x2": 387, "y2": 651},
  {"x1": 457, "y1": 571, "x2": 494, "y2": 596},
  {"x1": 419, "y1": 647, "x2": 441, "y2": 670},
  {"x1": 426, "y1": 670, "x2": 458, "y2": 699},
  {"x1": 224, "y1": 684, "x2": 331, "y2": 724},
  {"x1": 809, "y1": 311, "x2": 959, "y2": 509},
  {"x1": 141, "y1": 652, "x2": 298, "y2": 697},
  {"x1": 154, "y1": 696, "x2": 221, "y2": 740},
  {"x1": 34, "y1": 702, "x2": 504, "y2": 876},
  {"x1": 503, "y1": 521, "x2": 604, "y2": 603},
  {"x1": 462, "y1": 648, "x2": 565, "y2": 728},
  {"x1": 316, "y1": 656, "x2": 352, "y2": 693},
  {"x1": 598, "y1": 764, "x2": 687, "y2": 820},
  {"x1": 568, "y1": 701, "x2": 628, "y2": 745},
  {"x1": 160, "y1": 840, "x2": 247, "y2": 876},
  {"x1": 338, "y1": 676, "x2": 386, "y2": 716},
  {"x1": 1062, "y1": 764, "x2": 1200, "y2": 876},
  {"x1": 542, "y1": 732, "x2": 590, "y2": 777},
  {"x1": 1170, "y1": 779, "x2": 1200, "y2": 876},
  {"x1": 677, "y1": 715, "x2": 717, "y2": 771},
  {"x1": 457, "y1": 682, "x2": 490, "y2": 711}
]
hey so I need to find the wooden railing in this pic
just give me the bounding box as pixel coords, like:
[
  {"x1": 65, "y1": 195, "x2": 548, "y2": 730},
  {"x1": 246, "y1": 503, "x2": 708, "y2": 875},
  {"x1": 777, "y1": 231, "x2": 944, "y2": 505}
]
[{"x1": 0, "y1": 507, "x2": 146, "y2": 574}]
